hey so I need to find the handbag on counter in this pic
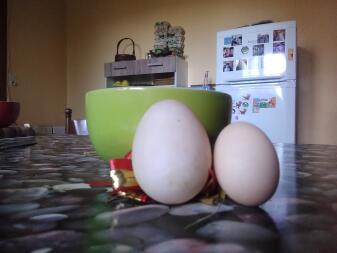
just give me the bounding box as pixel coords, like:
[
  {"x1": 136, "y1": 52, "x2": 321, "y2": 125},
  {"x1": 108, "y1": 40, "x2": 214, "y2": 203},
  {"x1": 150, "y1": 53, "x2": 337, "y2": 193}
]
[{"x1": 115, "y1": 38, "x2": 136, "y2": 62}]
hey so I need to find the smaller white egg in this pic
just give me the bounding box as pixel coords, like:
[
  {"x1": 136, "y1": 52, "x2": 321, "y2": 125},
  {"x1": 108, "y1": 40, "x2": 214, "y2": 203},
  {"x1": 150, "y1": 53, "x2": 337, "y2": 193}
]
[
  {"x1": 214, "y1": 122, "x2": 279, "y2": 206},
  {"x1": 132, "y1": 99, "x2": 212, "y2": 204}
]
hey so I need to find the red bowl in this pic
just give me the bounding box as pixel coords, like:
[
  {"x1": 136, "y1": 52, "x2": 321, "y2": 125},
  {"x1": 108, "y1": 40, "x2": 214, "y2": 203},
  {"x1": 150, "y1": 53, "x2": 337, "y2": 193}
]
[{"x1": 0, "y1": 101, "x2": 20, "y2": 128}]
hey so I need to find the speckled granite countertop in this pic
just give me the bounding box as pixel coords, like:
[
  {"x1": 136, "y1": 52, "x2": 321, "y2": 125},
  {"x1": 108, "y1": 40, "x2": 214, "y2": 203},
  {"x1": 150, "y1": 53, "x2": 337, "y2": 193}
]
[{"x1": 0, "y1": 136, "x2": 336, "y2": 253}]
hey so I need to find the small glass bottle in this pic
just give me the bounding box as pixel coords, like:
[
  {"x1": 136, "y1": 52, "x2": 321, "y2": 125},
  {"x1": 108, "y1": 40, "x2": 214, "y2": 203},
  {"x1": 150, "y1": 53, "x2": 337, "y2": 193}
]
[{"x1": 203, "y1": 71, "x2": 210, "y2": 90}]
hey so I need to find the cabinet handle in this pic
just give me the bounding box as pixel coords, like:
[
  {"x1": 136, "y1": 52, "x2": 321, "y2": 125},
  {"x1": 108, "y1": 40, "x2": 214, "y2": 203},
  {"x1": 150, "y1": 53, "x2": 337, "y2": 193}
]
[
  {"x1": 113, "y1": 67, "x2": 127, "y2": 70},
  {"x1": 147, "y1": 63, "x2": 164, "y2": 67}
]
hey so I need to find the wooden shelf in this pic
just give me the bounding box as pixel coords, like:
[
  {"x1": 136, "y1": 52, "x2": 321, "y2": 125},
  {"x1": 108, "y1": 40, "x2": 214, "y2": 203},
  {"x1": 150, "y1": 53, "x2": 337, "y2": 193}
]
[{"x1": 104, "y1": 56, "x2": 188, "y2": 87}]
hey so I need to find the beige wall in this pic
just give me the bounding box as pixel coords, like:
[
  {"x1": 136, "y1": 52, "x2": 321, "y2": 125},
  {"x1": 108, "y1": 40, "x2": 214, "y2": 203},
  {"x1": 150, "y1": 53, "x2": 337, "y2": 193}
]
[
  {"x1": 66, "y1": 0, "x2": 337, "y2": 145},
  {"x1": 8, "y1": 0, "x2": 66, "y2": 126},
  {"x1": 9, "y1": 0, "x2": 337, "y2": 144}
]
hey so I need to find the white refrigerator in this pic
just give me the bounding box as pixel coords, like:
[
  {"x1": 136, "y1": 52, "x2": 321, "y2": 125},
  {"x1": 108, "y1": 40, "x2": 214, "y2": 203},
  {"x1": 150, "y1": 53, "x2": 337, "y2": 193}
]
[{"x1": 215, "y1": 20, "x2": 296, "y2": 144}]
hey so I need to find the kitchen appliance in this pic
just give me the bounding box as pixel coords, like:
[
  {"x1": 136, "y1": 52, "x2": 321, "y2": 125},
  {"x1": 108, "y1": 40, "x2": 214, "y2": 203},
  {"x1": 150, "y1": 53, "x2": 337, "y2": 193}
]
[{"x1": 215, "y1": 20, "x2": 296, "y2": 143}]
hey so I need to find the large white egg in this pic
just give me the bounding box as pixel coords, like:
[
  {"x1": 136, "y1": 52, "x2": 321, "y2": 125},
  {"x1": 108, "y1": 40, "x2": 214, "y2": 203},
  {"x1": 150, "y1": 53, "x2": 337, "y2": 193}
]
[
  {"x1": 214, "y1": 122, "x2": 279, "y2": 206},
  {"x1": 132, "y1": 99, "x2": 212, "y2": 204}
]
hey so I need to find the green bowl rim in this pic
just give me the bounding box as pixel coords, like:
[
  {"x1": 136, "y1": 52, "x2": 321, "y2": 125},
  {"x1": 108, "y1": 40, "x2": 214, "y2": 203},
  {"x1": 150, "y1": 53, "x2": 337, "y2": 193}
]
[{"x1": 86, "y1": 86, "x2": 231, "y2": 100}]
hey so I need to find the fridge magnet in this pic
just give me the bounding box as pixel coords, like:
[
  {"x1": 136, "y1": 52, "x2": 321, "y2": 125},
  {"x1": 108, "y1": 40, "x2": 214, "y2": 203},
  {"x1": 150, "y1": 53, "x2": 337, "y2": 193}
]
[
  {"x1": 235, "y1": 59, "x2": 248, "y2": 71},
  {"x1": 288, "y1": 48, "x2": 294, "y2": 60},
  {"x1": 232, "y1": 101, "x2": 240, "y2": 115},
  {"x1": 239, "y1": 108, "x2": 247, "y2": 115},
  {"x1": 241, "y1": 46, "x2": 249, "y2": 54},
  {"x1": 224, "y1": 36, "x2": 232, "y2": 45},
  {"x1": 223, "y1": 60, "x2": 234, "y2": 72},
  {"x1": 273, "y1": 29, "x2": 286, "y2": 42},
  {"x1": 223, "y1": 47, "x2": 234, "y2": 58},
  {"x1": 257, "y1": 34, "x2": 269, "y2": 43},
  {"x1": 232, "y1": 97, "x2": 251, "y2": 117},
  {"x1": 273, "y1": 42, "x2": 285, "y2": 53},
  {"x1": 253, "y1": 97, "x2": 276, "y2": 113},
  {"x1": 242, "y1": 94, "x2": 251, "y2": 100},
  {"x1": 231, "y1": 35, "x2": 242, "y2": 46},
  {"x1": 235, "y1": 100, "x2": 242, "y2": 109},
  {"x1": 253, "y1": 44, "x2": 264, "y2": 56}
]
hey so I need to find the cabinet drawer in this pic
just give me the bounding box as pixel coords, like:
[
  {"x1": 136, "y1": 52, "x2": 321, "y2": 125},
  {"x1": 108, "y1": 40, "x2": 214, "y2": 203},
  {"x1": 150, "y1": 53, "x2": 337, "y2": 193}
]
[
  {"x1": 104, "y1": 56, "x2": 177, "y2": 77},
  {"x1": 105, "y1": 61, "x2": 136, "y2": 77},
  {"x1": 135, "y1": 57, "x2": 176, "y2": 75}
]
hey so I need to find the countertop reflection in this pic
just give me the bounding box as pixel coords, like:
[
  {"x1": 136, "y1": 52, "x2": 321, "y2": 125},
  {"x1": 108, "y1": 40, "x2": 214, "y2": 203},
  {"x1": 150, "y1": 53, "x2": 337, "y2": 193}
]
[{"x1": 0, "y1": 136, "x2": 336, "y2": 253}]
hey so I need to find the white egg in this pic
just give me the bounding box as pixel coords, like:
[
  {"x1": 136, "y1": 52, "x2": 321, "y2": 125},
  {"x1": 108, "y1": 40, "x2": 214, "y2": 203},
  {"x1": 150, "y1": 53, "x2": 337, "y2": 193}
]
[
  {"x1": 214, "y1": 122, "x2": 279, "y2": 206},
  {"x1": 132, "y1": 99, "x2": 212, "y2": 204}
]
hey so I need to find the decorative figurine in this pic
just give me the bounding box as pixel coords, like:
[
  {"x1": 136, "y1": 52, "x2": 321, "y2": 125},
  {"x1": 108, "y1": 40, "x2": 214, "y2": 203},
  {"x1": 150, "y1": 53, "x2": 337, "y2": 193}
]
[{"x1": 150, "y1": 21, "x2": 185, "y2": 58}]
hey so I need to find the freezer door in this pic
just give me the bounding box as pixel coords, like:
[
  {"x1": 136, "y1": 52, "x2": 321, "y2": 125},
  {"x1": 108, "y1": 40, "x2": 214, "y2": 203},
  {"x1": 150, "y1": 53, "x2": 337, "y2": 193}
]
[
  {"x1": 215, "y1": 82, "x2": 296, "y2": 144},
  {"x1": 216, "y1": 21, "x2": 296, "y2": 84}
]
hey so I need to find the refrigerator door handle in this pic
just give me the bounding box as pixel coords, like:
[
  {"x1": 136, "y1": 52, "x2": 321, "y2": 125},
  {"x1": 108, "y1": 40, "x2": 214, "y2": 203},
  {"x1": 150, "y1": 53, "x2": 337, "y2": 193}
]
[{"x1": 225, "y1": 76, "x2": 286, "y2": 85}]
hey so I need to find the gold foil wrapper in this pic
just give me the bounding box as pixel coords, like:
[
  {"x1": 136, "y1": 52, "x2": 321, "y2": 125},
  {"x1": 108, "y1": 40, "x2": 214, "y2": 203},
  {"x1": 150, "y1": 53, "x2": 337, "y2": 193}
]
[{"x1": 110, "y1": 169, "x2": 138, "y2": 190}]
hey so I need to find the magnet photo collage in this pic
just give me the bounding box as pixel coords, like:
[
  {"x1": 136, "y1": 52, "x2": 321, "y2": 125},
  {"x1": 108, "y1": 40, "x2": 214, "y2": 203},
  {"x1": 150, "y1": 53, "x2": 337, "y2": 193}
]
[{"x1": 222, "y1": 29, "x2": 286, "y2": 72}]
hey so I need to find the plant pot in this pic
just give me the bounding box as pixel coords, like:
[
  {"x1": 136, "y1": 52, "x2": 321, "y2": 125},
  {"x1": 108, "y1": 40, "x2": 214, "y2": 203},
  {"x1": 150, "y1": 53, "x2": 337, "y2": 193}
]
[{"x1": 0, "y1": 101, "x2": 20, "y2": 128}]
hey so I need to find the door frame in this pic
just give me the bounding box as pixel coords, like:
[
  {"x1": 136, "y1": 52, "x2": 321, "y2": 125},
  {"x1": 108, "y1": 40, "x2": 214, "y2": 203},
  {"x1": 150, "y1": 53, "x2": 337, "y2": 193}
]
[{"x1": 0, "y1": 0, "x2": 7, "y2": 101}]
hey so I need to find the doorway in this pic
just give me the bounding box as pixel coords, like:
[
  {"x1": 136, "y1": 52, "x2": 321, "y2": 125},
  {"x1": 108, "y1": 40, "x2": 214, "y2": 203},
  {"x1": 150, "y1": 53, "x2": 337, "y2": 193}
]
[{"x1": 0, "y1": 0, "x2": 7, "y2": 100}]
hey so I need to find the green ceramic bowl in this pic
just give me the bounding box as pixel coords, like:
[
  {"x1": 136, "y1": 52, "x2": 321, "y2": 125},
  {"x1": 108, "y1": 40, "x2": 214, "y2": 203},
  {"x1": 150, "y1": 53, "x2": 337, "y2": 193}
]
[{"x1": 86, "y1": 87, "x2": 231, "y2": 161}]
